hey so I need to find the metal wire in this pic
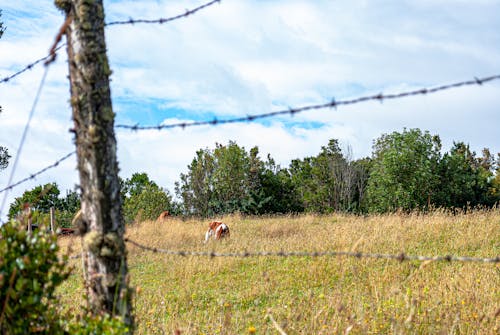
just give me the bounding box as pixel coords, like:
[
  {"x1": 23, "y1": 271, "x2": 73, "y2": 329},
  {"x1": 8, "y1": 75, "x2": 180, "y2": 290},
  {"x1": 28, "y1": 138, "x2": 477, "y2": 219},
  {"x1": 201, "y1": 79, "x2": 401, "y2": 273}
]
[
  {"x1": 0, "y1": 0, "x2": 220, "y2": 85},
  {"x1": 124, "y1": 238, "x2": 500, "y2": 263},
  {"x1": 0, "y1": 151, "x2": 75, "y2": 195},
  {"x1": 0, "y1": 66, "x2": 53, "y2": 218},
  {"x1": 0, "y1": 44, "x2": 65, "y2": 84},
  {"x1": 115, "y1": 74, "x2": 500, "y2": 131},
  {"x1": 105, "y1": 0, "x2": 220, "y2": 26}
]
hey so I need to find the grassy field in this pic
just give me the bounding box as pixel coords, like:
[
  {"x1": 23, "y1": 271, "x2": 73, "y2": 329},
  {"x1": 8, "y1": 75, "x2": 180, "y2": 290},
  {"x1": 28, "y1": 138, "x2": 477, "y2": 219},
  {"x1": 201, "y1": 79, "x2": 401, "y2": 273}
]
[{"x1": 58, "y1": 210, "x2": 500, "y2": 334}]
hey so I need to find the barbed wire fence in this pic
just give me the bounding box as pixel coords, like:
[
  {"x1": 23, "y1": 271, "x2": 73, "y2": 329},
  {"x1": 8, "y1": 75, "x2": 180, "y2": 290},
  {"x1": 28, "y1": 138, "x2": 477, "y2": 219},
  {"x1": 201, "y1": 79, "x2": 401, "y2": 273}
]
[
  {"x1": 0, "y1": 7, "x2": 73, "y2": 219},
  {"x1": 0, "y1": 0, "x2": 221, "y2": 219},
  {"x1": 0, "y1": 151, "x2": 75, "y2": 195},
  {"x1": 2, "y1": 74, "x2": 500, "y2": 196},
  {"x1": 0, "y1": 44, "x2": 65, "y2": 84},
  {"x1": 105, "y1": 0, "x2": 220, "y2": 26},
  {"x1": 1, "y1": 0, "x2": 499, "y2": 265},
  {"x1": 115, "y1": 74, "x2": 500, "y2": 131},
  {"x1": 124, "y1": 238, "x2": 500, "y2": 263},
  {"x1": 0, "y1": 0, "x2": 221, "y2": 85},
  {"x1": 0, "y1": 63, "x2": 57, "y2": 219},
  {"x1": 62, "y1": 236, "x2": 500, "y2": 264}
]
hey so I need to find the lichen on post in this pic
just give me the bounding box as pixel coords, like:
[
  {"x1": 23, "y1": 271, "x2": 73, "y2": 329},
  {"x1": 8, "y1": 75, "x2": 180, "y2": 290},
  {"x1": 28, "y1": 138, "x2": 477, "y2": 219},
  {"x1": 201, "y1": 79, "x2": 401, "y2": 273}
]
[{"x1": 54, "y1": 0, "x2": 133, "y2": 330}]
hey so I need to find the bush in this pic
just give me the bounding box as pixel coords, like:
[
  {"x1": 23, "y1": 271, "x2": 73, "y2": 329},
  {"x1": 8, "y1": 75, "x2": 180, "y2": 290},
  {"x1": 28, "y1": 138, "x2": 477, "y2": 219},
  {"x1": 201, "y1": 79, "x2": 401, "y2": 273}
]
[
  {"x1": 66, "y1": 313, "x2": 129, "y2": 334},
  {"x1": 56, "y1": 209, "x2": 78, "y2": 228},
  {"x1": 0, "y1": 220, "x2": 129, "y2": 334},
  {"x1": 0, "y1": 220, "x2": 70, "y2": 334},
  {"x1": 123, "y1": 184, "x2": 173, "y2": 223}
]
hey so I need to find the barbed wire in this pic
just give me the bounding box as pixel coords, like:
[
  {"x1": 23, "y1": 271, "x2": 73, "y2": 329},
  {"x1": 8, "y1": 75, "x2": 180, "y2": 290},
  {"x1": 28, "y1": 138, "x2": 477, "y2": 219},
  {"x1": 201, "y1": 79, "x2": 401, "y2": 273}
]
[
  {"x1": 68, "y1": 253, "x2": 82, "y2": 260},
  {"x1": 0, "y1": 0, "x2": 220, "y2": 211},
  {"x1": 124, "y1": 238, "x2": 500, "y2": 264},
  {"x1": 0, "y1": 65, "x2": 55, "y2": 217},
  {"x1": 115, "y1": 74, "x2": 500, "y2": 131},
  {"x1": 0, "y1": 0, "x2": 220, "y2": 85},
  {"x1": 105, "y1": 0, "x2": 220, "y2": 26},
  {"x1": 0, "y1": 17, "x2": 74, "y2": 219},
  {"x1": 0, "y1": 44, "x2": 66, "y2": 84},
  {"x1": 0, "y1": 151, "x2": 75, "y2": 195}
]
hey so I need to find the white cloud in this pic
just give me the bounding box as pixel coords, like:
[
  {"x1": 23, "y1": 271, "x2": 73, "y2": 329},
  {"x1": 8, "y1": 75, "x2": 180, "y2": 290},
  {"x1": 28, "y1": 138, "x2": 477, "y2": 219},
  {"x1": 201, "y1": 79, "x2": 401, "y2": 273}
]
[{"x1": 1, "y1": 0, "x2": 500, "y2": 219}]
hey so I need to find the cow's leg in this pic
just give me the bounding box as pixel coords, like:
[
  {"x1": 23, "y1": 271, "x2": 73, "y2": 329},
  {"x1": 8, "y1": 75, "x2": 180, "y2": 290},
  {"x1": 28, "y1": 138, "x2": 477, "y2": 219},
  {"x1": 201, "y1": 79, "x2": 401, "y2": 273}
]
[{"x1": 204, "y1": 229, "x2": 212, "y2": 243}]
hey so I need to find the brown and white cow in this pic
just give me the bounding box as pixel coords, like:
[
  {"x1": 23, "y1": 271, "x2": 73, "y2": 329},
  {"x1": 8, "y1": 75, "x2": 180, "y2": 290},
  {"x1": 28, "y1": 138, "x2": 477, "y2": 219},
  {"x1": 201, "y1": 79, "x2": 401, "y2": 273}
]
[
  {"x1": 204, "y1": 221, "x2": 230, "y2": 243},
  {"x1": 157, "y1": 210, "x2": 170, "y2": 221}
]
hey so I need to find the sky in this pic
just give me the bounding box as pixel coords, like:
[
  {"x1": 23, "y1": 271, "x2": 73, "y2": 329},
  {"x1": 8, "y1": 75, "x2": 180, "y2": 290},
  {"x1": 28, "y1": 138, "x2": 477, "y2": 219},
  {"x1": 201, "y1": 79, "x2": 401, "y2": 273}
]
[{"x1": 0, "y1": 0, "x2": 499, "y2": 219}]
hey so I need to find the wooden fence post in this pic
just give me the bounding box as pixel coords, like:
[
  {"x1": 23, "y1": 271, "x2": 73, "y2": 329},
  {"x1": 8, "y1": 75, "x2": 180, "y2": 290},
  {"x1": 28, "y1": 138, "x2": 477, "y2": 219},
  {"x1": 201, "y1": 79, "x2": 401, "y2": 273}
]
[
  {"x1": 55, "y1": 0, "x2": 133, "y2": 330},
  {"x1": 50, "y1": 207, "x2": 55, "y2": 234},
  {"x1": 27, "y1": 206, "x2": 32, "y2": 234}
]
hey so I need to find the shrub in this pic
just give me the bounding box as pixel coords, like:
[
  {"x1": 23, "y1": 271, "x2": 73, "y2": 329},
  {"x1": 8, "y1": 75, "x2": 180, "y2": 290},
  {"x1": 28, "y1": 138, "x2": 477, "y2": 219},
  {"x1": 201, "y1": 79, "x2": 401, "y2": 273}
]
[
  {"x1": 0, "y1": 220, "x2": 130, "y2": 334},
  {"x1": 66, "y1": 313, "x2": 129, "y2": 334},
  {"x1": 0, "y1": 220, "x2": 70, "y2": 334},
  {"x1": 123, "y1": 184, "x2": 173, "y2": 223}
]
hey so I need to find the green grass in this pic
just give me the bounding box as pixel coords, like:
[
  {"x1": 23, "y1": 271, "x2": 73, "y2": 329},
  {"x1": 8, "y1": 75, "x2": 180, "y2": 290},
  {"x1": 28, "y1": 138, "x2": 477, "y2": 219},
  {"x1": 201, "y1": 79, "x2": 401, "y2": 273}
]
[{"x1": 58, "y1": 210, "x2": 500, "y2": 334}]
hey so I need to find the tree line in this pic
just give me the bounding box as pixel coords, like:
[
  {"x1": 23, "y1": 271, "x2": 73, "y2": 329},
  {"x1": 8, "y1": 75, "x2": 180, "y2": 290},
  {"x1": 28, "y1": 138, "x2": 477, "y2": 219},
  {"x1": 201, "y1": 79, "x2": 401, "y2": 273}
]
[
  {"x1": 176, "y1": 128, "x2": 499, "y2": 216},
  {"x1": 4, "y1": 128, "x2": 500, "y2": 225}
]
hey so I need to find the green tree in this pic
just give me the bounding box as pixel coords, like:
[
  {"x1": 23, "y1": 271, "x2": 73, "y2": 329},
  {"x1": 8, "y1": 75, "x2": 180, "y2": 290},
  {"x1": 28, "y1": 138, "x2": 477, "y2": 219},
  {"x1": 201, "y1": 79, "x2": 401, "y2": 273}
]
[
  {"x1": 289, "y1": 157, "x2": 316, "y2": 210},
  {"x1": 289, "y1": 139, "x2": 363, "y2": 213},
  {"x1": 121, "y1": 172, "x2": 173, "y2": 223},
  {"x1": 121, "y1": 172, "x2": 159, "y2": 199},
  {"x1": 256, "y1": 155, "x2": 303, "y2": 214},
  {"x1": 176, "y1": 141, "x2": 303, "y2": 216},
  {"x1": 123, "y1": 184, "x2": 173, "y2": 223},
  {"x1": 176, "y1": 148, "x2": 216, "y2": 216},
  {"x1": 313, "y1": 139, "x2": 359, "y2": 212},
  {"x1": 7, "y1": 183, "x2": 81, "y2": 228},
  {"x1": 8, "y1": 183, "x2": 61, "y2": 219},
  {"x1": 176, "y1": 141, "x2": 256, "y2": 216},
  {"x1": 60, "y1": 189, "x2": 81, "y2": 213},
  {"x1": 436, "y1": 143, "x2": 498, "y2": 208},
  {"x1": 366, "y1": 128, "x2": 441, "y2": 213},
  {"x1": 55, "y1": 189, "x2": 81, "y2": 228},
  {"x1": 490, "y1": 153, "x2": 500, "y2": 201},
  {"x1": 351, "y1": 157, "x2": 372, "y2": 212},
  {"x1": 211, "y1": 141, "x2": 251, "y2": 213}
]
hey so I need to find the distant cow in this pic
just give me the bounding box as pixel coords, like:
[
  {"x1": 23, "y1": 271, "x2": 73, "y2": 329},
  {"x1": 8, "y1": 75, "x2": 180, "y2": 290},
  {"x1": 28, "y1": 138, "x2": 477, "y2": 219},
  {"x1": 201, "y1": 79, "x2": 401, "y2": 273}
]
[
  {"x1": 58, "y1": 228, "x2": 76, "y2": 236},
  {"x1": 204, "y1": 221, "x2": 230, "y2": 243},
  {"x1": 157, "y1": 211, "x2": 170, "y2": 221}
]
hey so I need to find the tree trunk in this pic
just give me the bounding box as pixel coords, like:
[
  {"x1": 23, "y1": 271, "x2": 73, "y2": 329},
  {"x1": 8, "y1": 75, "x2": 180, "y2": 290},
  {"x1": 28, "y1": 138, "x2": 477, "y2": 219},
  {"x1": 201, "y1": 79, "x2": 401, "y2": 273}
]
[{"x1": 56, "y1": 0, "x2": 133, "y2": 329}]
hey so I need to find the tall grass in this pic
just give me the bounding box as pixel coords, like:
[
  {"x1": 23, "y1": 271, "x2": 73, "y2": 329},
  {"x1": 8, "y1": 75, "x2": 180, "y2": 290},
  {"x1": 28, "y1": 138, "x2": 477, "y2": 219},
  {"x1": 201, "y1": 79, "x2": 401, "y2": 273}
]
[{"x1": 58, "y1": 209, "x2": 500, "y2": 334}]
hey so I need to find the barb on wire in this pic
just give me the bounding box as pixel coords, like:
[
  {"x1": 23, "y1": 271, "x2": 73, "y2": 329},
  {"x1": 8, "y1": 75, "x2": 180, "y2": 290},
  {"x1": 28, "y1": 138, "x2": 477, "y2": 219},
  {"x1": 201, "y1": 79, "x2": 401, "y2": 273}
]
[
  {"x1": 115, "y1": 74, "x2": 500, "y2": 131},
  {"x1": 1, "y1": 0, "x2": 220, "y2": 84},
  {"x1": 105, "y1": 0, "x2": 220, "y2": 26},
  {"x1": 0, "y1": 151, "x2": 75, "y2": 195},
  {"x1": 0, "y1": 17, "x2": 74, "y2": 218},
  {"x1": 125, "y1": 238, "x2": 500, "y2": 264},
  {"x1": 0, "y1": 44, "x2": 66, "y2": 85}
]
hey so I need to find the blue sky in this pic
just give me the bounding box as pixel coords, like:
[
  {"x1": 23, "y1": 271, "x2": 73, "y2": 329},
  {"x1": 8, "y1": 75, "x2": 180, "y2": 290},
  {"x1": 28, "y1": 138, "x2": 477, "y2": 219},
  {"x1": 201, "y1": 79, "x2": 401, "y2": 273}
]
[{"x1": 1, "y1": 0, "x2": 499, "y2": 219}]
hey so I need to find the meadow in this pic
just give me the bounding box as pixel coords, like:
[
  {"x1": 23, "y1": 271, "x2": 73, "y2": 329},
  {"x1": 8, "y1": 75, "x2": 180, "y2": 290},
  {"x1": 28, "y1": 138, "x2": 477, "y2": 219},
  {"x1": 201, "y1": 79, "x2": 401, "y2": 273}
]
[{"x1": 58, "y1": 210, "x2": 500, "y2": 334}]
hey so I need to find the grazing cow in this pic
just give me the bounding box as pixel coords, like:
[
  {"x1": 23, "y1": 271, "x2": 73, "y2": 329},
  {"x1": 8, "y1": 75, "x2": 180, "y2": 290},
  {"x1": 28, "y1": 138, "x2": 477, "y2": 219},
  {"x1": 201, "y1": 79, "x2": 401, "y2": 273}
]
[
  {"x1": 58, "y1": 227, "x2": 76, "y2": 236},
  {"x1": 157, "y1": 211, "x2": 170, "y2": 221},
  {"x1": 204, "y1": 221, "x2": 230, "y2": 243}
]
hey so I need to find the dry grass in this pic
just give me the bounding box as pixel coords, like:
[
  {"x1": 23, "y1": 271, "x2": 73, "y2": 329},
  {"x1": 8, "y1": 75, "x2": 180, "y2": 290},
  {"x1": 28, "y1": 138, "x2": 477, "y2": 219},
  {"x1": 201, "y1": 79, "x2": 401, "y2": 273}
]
[{"x1": 58, "y1": 210, "x2": 500, "y2": 334}]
